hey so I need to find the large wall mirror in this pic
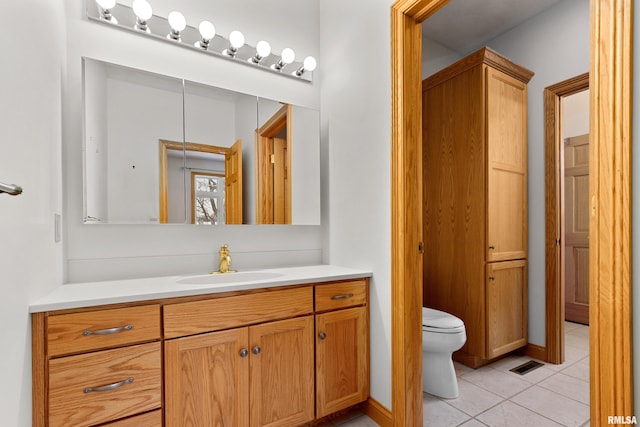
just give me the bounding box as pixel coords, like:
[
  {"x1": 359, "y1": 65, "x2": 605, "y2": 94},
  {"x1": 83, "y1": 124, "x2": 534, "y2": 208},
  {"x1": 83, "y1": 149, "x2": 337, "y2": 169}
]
[{"x1": 83, "y1": 58, "x2": 320, "y2": 225}]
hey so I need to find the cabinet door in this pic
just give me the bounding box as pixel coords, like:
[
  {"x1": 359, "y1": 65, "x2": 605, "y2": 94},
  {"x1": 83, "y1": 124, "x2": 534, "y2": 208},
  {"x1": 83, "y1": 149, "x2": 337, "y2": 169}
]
[
  {"x1": 316, "y1": 306, "x2": 369, "y2": 418},
  {"x1": 164, "y1": 328, "x2": 249, "y2": 427},
  {"x1": 249, "y1": 316, "x2": 314, "y2": 427},
  {"x1": 486, "y1": 260, "x2": 527, "y2": 359},
  {"x1": 486, "y1": 67, "x2": 528, "y2": 262}
]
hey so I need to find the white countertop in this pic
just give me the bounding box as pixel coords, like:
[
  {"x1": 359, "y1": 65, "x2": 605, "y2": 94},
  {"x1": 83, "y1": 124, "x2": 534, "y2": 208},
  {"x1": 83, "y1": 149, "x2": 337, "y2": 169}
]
[{"x1": 29, "y1": 265, "x2": 373, "y2": 313}]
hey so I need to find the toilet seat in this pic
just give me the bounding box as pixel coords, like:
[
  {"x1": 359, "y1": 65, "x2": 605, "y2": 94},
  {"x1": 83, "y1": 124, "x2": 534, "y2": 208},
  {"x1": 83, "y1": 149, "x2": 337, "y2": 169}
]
[{"x1": 422, "y1": 307, "x2": 465, "y2": 334}]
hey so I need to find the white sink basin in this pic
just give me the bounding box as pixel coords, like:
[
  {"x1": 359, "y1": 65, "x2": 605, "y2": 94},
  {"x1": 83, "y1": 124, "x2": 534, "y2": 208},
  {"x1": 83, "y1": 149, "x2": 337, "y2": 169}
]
[{"x1": 176, "y1": 271, "x2": 284, "y2": 285}]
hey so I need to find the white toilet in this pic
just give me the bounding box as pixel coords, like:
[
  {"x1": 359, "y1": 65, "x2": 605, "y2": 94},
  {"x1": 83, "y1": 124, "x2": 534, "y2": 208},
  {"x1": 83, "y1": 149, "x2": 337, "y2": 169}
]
[{"x1": 422, "y1": 307, "x2": 467, "y2": 399}]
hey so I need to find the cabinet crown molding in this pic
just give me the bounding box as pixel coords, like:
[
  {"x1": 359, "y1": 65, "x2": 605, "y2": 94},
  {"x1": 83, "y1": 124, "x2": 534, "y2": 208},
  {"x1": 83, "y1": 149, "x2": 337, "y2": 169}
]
[{"x1": 423, "y1": 47, "x2": 535, "y2": 91}]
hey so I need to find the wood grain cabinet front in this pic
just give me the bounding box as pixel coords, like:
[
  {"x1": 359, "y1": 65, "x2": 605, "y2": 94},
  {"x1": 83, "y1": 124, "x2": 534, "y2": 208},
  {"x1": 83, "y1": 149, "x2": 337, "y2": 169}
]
[
  {"x1": 316, "y1": 306, "x2": 369, "y2": 418},
  {"x1": 164, "y1": 316, "x2": 314, "y2": 427},
  {"x1": 48, "y1": 342, "x2": 161, "y2": 427},
  {"x1": 33, "y1": 279, "x2": 370, "y2": 427}
]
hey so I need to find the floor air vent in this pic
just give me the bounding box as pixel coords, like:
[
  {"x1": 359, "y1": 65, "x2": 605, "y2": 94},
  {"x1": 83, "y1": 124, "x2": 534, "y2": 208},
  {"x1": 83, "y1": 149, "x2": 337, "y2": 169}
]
[{"x1": 509, "y1": 360, "x2": 544, "y2": 375}]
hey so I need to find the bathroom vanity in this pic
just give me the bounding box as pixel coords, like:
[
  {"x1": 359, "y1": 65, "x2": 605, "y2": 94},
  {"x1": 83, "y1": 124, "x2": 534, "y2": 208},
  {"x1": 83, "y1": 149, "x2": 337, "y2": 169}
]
[{"x1": 31, "y1": 266, "x2": 371, "y2": 427}]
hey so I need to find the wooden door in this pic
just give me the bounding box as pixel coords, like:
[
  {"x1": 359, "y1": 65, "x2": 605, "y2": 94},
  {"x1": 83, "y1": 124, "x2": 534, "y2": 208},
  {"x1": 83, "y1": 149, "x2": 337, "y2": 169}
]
[
  {"x1": 272, "y1": 137, "x2": 289, "y2": 224},
  {"x1": 164, "y1": 328, "x2": 249, "y2": 427},
  {"x1": 225, "y1": 139, "x2": 243, "y2": 224},
  {"x1": 249, "y1": 316, "x2": 314, "y2": 427},
  {"x1": 564, "y1": 134, "x2": 590, "y2": 324},
  {"x1": 315, "y1": 307, "x2": 369, "y2": 418},
  {"x1": 486, "y1": 260, "x2": 528, "y2": 359},
  {"x1": 486, "y1": 67, "x2": 528, "y2": 262}
]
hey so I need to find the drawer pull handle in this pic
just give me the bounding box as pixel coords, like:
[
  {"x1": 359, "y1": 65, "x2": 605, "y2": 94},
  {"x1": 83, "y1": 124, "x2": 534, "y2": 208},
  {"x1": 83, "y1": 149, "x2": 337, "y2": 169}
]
[
  {"x1": 330, "y1": 293, "x2": 354, "y2": 300},
  {"x1": 83, "y1": 377, "x2": 134, "y2": 394},
  {"x1": 83, "y1": 324, "x2": 133, "y2": 336}
]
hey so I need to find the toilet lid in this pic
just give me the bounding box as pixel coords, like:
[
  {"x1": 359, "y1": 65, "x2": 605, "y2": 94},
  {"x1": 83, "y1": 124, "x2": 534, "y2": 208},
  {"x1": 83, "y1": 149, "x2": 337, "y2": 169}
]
[{"x1": 422, "y1": 307, "x2": 464, "y2": 329}]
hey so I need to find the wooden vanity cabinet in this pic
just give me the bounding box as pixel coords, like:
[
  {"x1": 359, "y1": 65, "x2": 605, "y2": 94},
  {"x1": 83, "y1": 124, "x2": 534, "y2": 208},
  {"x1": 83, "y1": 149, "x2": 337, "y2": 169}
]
[
  {"x1": 33, "y1": 304, "x2": 162, "y2": 427},
  {"x1": 315, "y1": 280, "x2": 369, "y2": 418},
  {"x1": 422, "y1": 47, "x2": 533, "y2": 367},
  {"x1": 33, "y1": 278, "x2": 369, "y2": 427}
]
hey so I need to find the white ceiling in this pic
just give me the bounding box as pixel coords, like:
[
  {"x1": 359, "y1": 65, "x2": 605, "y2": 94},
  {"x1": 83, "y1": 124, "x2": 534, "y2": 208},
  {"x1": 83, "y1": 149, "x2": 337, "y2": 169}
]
[{"x1": 422, "y1": 0, "x2": 563, "y2": 54}]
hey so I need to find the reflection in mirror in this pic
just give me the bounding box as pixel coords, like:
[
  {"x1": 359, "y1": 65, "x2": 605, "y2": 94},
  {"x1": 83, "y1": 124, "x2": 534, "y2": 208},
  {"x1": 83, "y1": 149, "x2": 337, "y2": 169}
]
[
  {"x1": 83, "y1": 58, "x2": 184, "y2": 224},
  {"x1": 82, "y1": 57, "x2": 321, "y2": 225},
  {"x1": 256, "y1": 98, "x2": 320, "y2": 225}
]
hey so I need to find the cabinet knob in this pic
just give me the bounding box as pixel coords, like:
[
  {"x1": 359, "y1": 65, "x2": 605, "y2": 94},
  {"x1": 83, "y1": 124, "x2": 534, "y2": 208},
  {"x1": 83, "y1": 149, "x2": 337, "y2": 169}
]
[
  {"x1": 252, "y1": 346, "x2": 261, "y2": 355},
  {"x1": 319, "y1": 332, "x2": 327, "y2": 340},
  {"x1": 239, "y1": 348, "x2": 248, "y2": 358},
  {"x1": 489, "y1": 276, "x2": 496, "y2": 281},
  {"x1": 489, "y1": 245, "x2": 495, "y2": 250}
]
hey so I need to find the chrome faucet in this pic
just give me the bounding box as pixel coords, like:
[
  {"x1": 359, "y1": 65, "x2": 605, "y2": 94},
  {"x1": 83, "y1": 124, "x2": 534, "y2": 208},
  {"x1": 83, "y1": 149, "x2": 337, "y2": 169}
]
[{"x1": 213, "y1": 244, "x2": 237, "y2": 274}]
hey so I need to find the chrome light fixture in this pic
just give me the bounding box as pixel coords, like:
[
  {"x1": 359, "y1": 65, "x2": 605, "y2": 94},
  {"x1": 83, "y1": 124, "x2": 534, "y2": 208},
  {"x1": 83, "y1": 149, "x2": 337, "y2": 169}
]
[
  {"x1": 195, "y1": 21, "x2": 216, "y2": 50},
  {"x1": 294, "y1": 56, "x2": 317, "y2": 77},
  {"x1": 96, "y1": 0, "x2": 117, "y2": 23},
  {"x1": 167, "y1": 11, "x2": 186, "y2": 41},
  {"x1": 86, "y1": 1, "x2": 317, "y2": 82},
  {"x1": 132, "y1": 0, "x2": 152, "y2": 33},
  {"x1": 223, "y1": 30, "x2": 245, "y2": 57},
  {"x1": 271, "y1": 48, "x2": 295, "y2": 71},
  {"x1": 249, "y1": 41, "x2": 271, "y2": 64}
]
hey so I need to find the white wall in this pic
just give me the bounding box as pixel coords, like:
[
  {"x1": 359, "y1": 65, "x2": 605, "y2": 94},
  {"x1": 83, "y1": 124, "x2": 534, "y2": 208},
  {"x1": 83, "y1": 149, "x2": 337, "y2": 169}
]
[
  {"x1": 320, "y1": 0, "x2": 393, "y2": 409},
  {"x1": 64, "y1": 0, "x2": 322, "y2": 282},
  {"x1": 562, "y1": 89, "x2": 590, "y2": 139},
  {"x1": 422, "y1": 36, "x2": 462, "y2": 79},
  {"x1": 0, "y1": 1, "x2": 65, "y2": 425}
]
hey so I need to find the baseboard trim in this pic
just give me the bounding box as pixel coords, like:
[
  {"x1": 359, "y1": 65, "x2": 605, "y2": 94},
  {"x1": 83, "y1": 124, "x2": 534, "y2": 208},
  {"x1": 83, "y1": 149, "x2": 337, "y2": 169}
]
[
  {"x1": 523, "y1": 343, "x2": 547, "y2": 362},
  {"x1": 361, "y1": 397, "x2": 393, "y2": 427}
]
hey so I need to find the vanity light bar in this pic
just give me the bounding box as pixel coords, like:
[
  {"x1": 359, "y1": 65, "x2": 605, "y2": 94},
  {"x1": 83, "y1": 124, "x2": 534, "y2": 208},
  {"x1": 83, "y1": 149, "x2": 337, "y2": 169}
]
[{"x1": 87, "y1": 0, "x2": 317, "y2": 82}]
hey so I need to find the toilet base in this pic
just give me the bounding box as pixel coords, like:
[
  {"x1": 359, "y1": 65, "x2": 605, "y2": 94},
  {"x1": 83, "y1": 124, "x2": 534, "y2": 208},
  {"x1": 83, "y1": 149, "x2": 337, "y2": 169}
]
[{"x1": 423, "y1": 353, "x2": 459, "y2": 399}]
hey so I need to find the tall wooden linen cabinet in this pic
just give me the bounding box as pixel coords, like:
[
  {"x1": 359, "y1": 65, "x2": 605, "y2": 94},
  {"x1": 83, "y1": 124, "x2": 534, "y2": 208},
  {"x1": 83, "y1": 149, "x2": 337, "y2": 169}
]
[{"x1": 422, "y1": 48, "x2": 534, "y2": 368}]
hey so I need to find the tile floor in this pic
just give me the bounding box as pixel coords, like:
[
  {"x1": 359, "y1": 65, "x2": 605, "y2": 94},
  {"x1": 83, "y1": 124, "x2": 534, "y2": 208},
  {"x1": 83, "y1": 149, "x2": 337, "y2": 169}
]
[{"x1": 339, "y1": 321, "x2": 590, "y2": 427}]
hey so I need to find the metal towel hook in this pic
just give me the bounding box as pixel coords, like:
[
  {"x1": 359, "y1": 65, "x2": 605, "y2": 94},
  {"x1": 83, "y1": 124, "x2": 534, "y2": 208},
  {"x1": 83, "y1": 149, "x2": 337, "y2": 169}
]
[{"x1": 0, "y1": 182, "x2": 23, "y2": 196}]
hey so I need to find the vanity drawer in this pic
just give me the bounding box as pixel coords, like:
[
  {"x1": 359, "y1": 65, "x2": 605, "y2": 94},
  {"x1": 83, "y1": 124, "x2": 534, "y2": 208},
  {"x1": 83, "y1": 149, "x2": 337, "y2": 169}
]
[
  {"x1": 164, "y1": 286, "x2": 313, "y2": 338},
  {"x1": 48, "y1": 342, "x2": 162, "y2": 427},
  {"x1": 100, "y1": 409, "x2": 162, "y2": 427},
  {"x1": 315, "y1": 280, "x2": 368, "y2": 312},
  {"x1": 47, "y1": 305, "x2": 161, "y2": 356}
]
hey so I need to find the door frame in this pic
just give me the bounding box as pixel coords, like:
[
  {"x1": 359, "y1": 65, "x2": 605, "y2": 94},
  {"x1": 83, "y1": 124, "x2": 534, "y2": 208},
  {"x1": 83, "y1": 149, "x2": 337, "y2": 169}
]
[
  {"x1": 389, "y1": 0, "x2": 632, "y2": 425},
  {"x1": 158, "y1": 139, "x2": 228, "y2": 224},
  {"x1": 544, "y1": 72, "x2": 589, "y2": 365}
]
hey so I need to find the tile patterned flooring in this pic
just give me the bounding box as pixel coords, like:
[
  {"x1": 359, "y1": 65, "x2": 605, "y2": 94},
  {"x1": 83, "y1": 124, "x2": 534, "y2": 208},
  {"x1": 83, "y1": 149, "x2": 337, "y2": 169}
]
[{"x1": 339, "y1": 321, "x2": 590, "y2": 427}]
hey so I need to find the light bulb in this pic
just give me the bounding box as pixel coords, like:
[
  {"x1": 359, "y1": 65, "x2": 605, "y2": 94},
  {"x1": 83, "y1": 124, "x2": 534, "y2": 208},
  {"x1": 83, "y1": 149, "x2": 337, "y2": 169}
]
[
  {"x1": 249, "y1": 40, "x2": 271, "y2": 64},
  {"x1": 281, "y1": 48, "x2": 295, "y2": 64},
  {"x1": 198, "y1": 21, "x2": 216, "y2": 41},
  {"x1": 229, "y1": 30, "x2": 245, "y2": 49},
  {"x1": 96, "y1": 0, "x2": 117, "y2": 23},
  {"x1": 256, "y1": 41, "x2": 271, "y2": 58},
  {"x1": 96, "y1": 0, "x2": 116, "y2": 9},
  {"x1": 132, "y1": 0, "x2": 152, "y2": 20},
  {"x1": 303, "y1": 56, "x2": 317, "y2": 72},
  {"x1": 168, "y1": 11, "x2": 186, "y2": 32}
]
